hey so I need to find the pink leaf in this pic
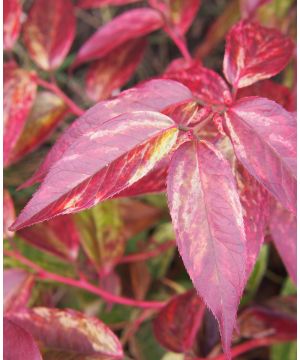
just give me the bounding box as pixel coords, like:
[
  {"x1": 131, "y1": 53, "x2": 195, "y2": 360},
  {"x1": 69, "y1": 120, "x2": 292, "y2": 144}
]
[
  {"x1": 167, "y1": 140, "x2": 246, "y2": 356},
  {"x1": 269, "y1": 202, "x2": 296, "y2": 283},
  {"x1": 18, "y1": 215, "x2": 80, "y2": 261},
  {"x1": 4, "y1": 318, "x2": 42, "y2": 360},
  {"x1": 11, "y1": 112, "x2": 179, "y2": 230},
  {"x1": 77, "y1": 0, "x2": 141, "y2": 8},
  {"x1": 86, "y1": 38, "x2": 147, "y2": 102},
  {"x1": 23, "y1": 0, "x2": 76, "y2": 71},
  {"x1": 72, "y1": 8, "x2": 163, "y2": 68},
  {"x1": 153, "y1": 290, "x2": 204, "y2": 352},
  {"x1": 4, "y1": 63, "x2": 37, "y2": 167},
  {"x1": 4, "y1": 269, "x2": 34, "y2": 314},
  {"x1": 164, "y1": 59, "x2": 231, "y2": 105},
  {"x1": 4, "y1": 189, "x2": 16, "y2": 238},
  {"x1": 236, "y1": 165, "x2": 270, "y2": 277},
  {"x1": 224, "y1": 97, "x2": 296, "y2": 214},
  {"x1": 223, "y1": 21, "x2": 294, "y2": 88},
  {"x1": 148, "y1": 0, "x2": 201, "y2": 35},
  {"x1": 4, "y1": 0, "x2": 22, "y2": 51},
  {"x1": 237, "y1": 80, "x2": 293, "y2": 110},
  {"x1": 20, "y1": 79, "x2": 192, "y2": 188},
  {"x1": 7, "y1": 307, "x2": 123, "y2": 358}
]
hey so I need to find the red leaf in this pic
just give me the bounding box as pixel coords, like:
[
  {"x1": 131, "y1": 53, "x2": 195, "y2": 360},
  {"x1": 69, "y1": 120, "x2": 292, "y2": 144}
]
[
  {"x1": 4, "y1": 189, "x2": 16, "y2": 238},
  {"x1": 148, "y1": 0, "x2": 201, "y2": 35},
  {"x1": 21, "y1": 79, "x2": 192, "y2": 188},
  {"x1": 224, "y1": 97, "x2": 296, "y2": 214},
  {"x1": 4, "y1": 269, "x2": 34, "y2": 314},
  {"x1": 223, "y1": 21, "x2": 294, "y2": 88},
  {"x1": 8, "y1": 91, "x2": 68, "y2": 165},
  {"x1": 86, "y1": 38, "x2": 147, "y2": 102},
  {"x1": 153, "y1": 290, "x2": 204, "y2": 352},
  {"x1": 269, "y1": 203, "x2": 296, "y2": 283},
  {"x1": 7, "y1": 307, "x2": 123, "y2": 358},
  {"x1": 238, "y1": 306, "x2": 296, "y2": 341},
  {"x1": 236, "y1": 165, "x2": 270, "y2": 277},
  {"x1": 11, "y1": 111, "x2": 179, "y2": 230},
  {"x1": 4, "y1": 0, "x2": 22, "y2": 50},
  {"x1": 72, "y1": 8, "x2": 163, "y2": 68},
  {"x1": 77, "y1": 0, "x2": 141, "y2": 8},
  {"x1": 4, "y1": 63, "x2": 37, "y2": 167},
  {"x1": 167, "y1": 140, "x2": 247, "y2": 356},
  {"x1": 237, "y1": 80, "x2": 293, "y2": 110},
  {"x1": 23, "y1": 0, "x2": 76, "y2": 71},
  {"x1": 239, "y1": 0, "x2": 272, "y2": 19},
  {"x1": 18, "y1": 215, "x2": 80, "y2": 261},
  {"x1": 4, "y1": 318, "x2": 42, "y2": 360},
  {"x1": 164, "y1": 59, "x2": 231, "y2": 105}
]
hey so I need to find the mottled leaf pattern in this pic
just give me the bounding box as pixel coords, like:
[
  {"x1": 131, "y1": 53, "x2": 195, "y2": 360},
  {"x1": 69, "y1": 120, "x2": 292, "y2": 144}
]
[
  {"x1": 18, "y1": 215, "x2": 80, "y2": 261},
  {"x1": 4, "y1": 0, "x2": 22, "y2": 50},
  {"x1": 4, "y1": 318, "x2": 42, "y2": 360},
  {"x1": 4, "y1": 63, "x2": 37, "y2": 167},
  {"x1": 21, "y1": 79, "x2": 192, "y2": 188},
  {"x1": 167, "y1": 140, "x2": 246, "y2": 355},
  {"x1": 153, "y1": 290, "x2": 204, "y2": 352},
  {"x1": 86, "y1": 38, "x2": 147, "y2": 102},
  {"x1": 72, "y1": 8, "x2": 163, "y2": 68},
  {"x1": 269, "y1": 203, "x2": 296, "y2": 283},
  {"x1": 23, "y1": 0, "x2": 76, "y2": 70},
  {"x1": 223, "y1": 21, "x2": 294, "y2": 88},
  {"x1": 4, "y1": 189, "x2": 16, "y2": 238},
  {"x1": 8, "y1": 308, "x2": 123, "y2": 358},
  {"x1": 9, "y1": 91, "x2": 68, "y2": 165},
  {"x1": 12, "y1": 112, "x2": 179, "y2": 230},
  {"x1": 224, "y1": 97, "x2": 296, "y2": 214}
]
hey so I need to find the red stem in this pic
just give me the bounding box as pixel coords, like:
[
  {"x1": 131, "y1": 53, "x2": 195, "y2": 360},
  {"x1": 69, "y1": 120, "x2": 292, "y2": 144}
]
[
  {"x1": 117, "y1": 240, "x2": 175, "y2": 265},
  {"x1": 4, "y1": 250, "x2": 166, "y2": 310},
  {"x1": 35, "y1": 77, "x2": 85, "y2": 117},
  {"x1": 165, "y1": 27, "x2": 192, "y2": 62}
]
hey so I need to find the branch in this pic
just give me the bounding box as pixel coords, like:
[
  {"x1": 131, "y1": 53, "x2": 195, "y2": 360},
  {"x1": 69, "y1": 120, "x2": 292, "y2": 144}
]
[
  {"x1": 4, "y1": 250, "x2": 166, "y2": 310},
  {"x1": 35, "y1": 77, "x2": 85, "y2": 117}
]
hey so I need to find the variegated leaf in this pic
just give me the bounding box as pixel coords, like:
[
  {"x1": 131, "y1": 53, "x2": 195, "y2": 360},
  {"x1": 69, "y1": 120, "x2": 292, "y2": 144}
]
[
  {"x1": 167, "y1": 140, "x2": 246, "y2": 356},
  {"x1": 4, "y1": 0, "x2": 22, "y2": 50}
]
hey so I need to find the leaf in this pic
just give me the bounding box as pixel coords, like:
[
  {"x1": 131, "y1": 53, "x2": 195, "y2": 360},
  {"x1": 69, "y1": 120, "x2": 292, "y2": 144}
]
[
  {"x1": 165, "y1": 60, "x2": 231, "y2": 105},
  {"x1": 4, "y1": 269, "x2": 34, "y2": 314},
  {"x1": 23, "y1": 0, "x2": 76, "y2": 71},
  {"x1": 271, "y1": 342, "x2": 296, "y2": 360},
  {"x1": 86, "y1": 38, "x2": 147, "y2": 102},
  {"x1": 224, "y1": 97, "x2": 296, "y2": 214},
  {"x1": 153, "y1": 290, "x2": 204, "y2": 353},
  {"x1": 223, "y1": 20, "x2": 294, "y2": 88},
  {"x1": 148, "y1": 0, "x2": 201, "y2": 35},
  {"x1": 236, "y1": 165, "x2": 269, "y2": 277},
  {"x1": 18, "y1": 214, "x2": 80, "y2": 261},
  {"x1": 72, "y1": 8, "x2": 163, "y2": 68},
  {"x1": 237, "y1": 80, "x2": 293, "y2": 110},
  {"x1": 12, "y1": 111, "x2": 179, "y2": 231},
  {"x1": 130, "y1": 261, "x2": 152, "y2": 300},
  {"x1": 3, "y1": 189, "x2": 15, "y2": 238},
  {"x1": 7, "y1": 307, "x2": 123, "y2": 358},
  {"x1": 4, "y1": 0, "x2": 22, "y2": 50},
  {"x1": 4, "y1": 63, "x2": 37, "y2": 167},
  {"x1": 269, "y1": 202, "x2": 296, "y2": 283},
  {"x1": 4, "y1": 318, "x2": 42, "y2": 360},
  {"x1": 21, "y1": 79, "x2": 192, "y2": 188},
  {"x1": 238, "y1": 305, "x2": 296, "y2": 341},
  {"x1": 9, "y1": 91, "x2": 68, "y2": 165},
  {"x1": 77, "y1": 0, "x2": 141, "y2": 8},
  {"x1": 239, "y1": 0, "x2": 271, "y2": 19},
  {"x1": 167, "y1": 140, "x2": 246, "y2": 356}
]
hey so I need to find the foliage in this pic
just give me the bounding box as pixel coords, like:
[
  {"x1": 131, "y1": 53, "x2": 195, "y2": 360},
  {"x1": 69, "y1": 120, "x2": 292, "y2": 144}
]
[{"x1": 3, "y1": 0, "x2": 296, "y2": 359}]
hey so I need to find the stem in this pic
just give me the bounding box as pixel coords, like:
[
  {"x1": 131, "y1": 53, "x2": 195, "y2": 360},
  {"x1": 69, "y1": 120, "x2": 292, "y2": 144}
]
[
  {"x1": 35, "y1": 77, "x2": 85, "y2": 117},
  {"x1": 4, "y1": 250, "x2": 166, "y2": 310},
  {"x1": 117, "y1": 240, "x2": 175, "y2": 265},
  {"x1": 165, "y1": 27, "x2": 192, "y2": 62}
]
